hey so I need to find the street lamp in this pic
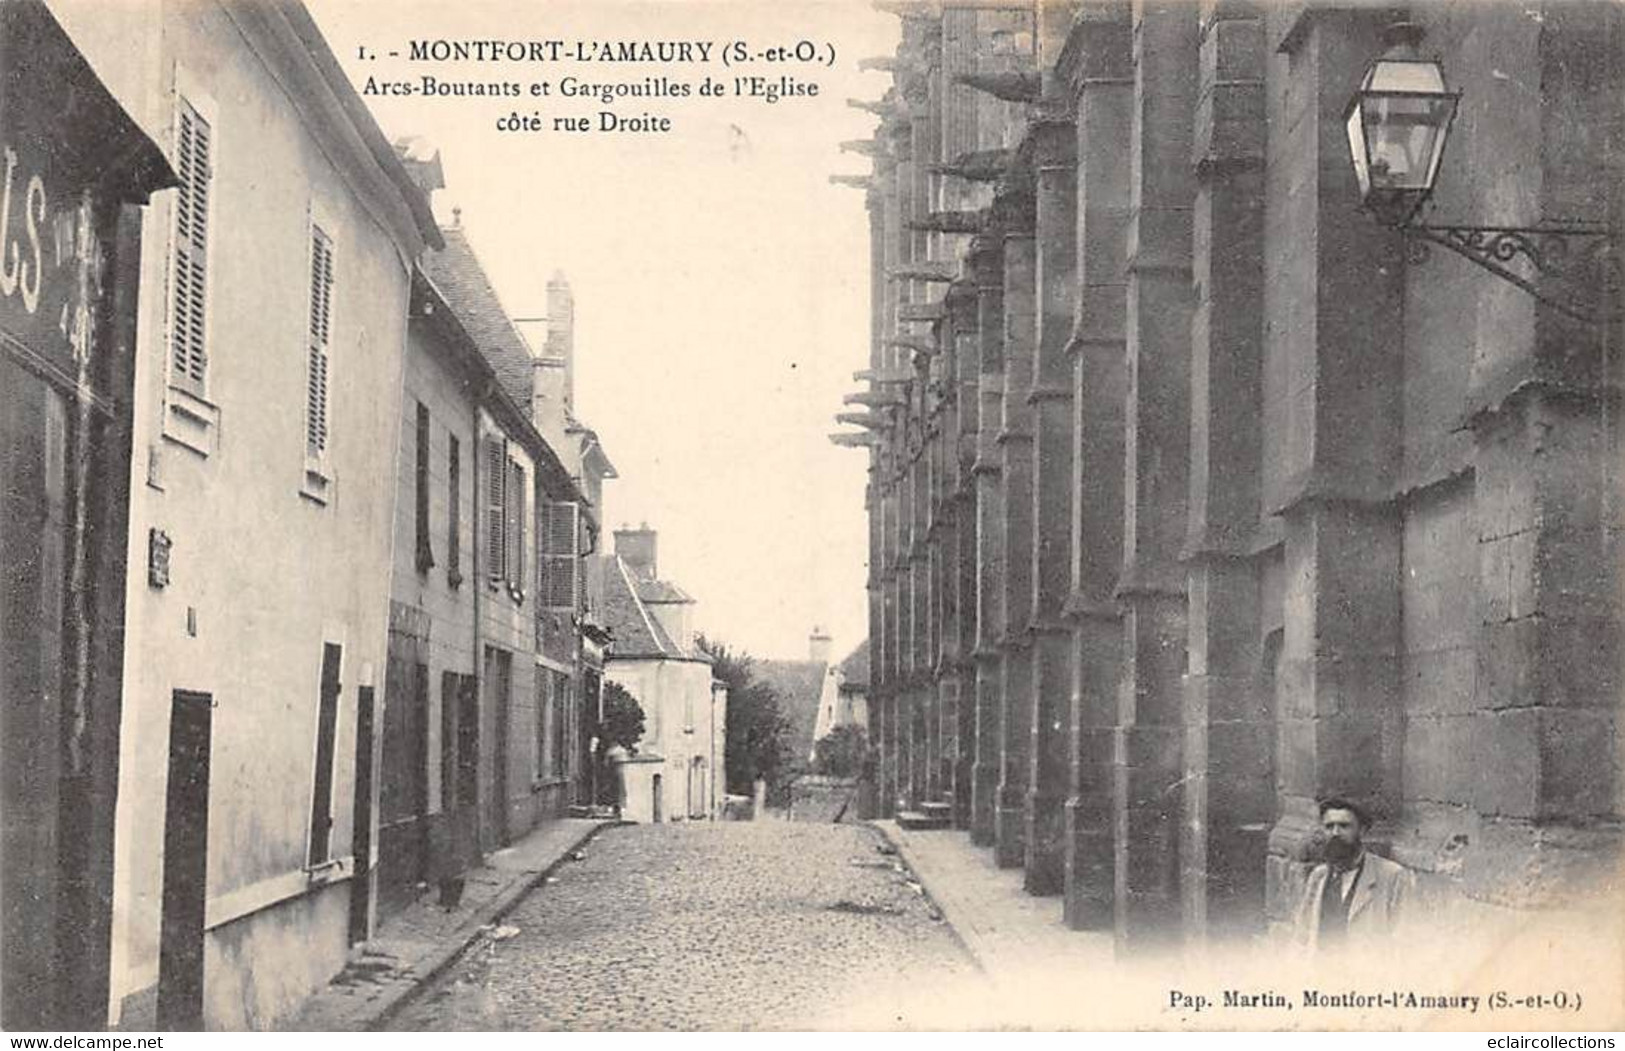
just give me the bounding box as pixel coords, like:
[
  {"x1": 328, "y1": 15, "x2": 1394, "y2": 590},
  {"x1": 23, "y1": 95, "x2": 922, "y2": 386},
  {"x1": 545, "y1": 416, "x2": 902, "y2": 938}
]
[
  {"x1": 1344, "y1": 22, "x2": 1458, "y2": 227},
  {"x1": 1347, "y1": 21, "x2": 1620, "y2": 324}
]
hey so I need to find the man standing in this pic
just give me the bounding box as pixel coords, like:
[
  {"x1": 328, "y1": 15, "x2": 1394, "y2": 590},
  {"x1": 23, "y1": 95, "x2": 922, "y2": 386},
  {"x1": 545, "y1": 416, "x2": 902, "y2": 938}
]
[{"x1": 1293, "y1": 797, "x2": 1415, "y2": 952}]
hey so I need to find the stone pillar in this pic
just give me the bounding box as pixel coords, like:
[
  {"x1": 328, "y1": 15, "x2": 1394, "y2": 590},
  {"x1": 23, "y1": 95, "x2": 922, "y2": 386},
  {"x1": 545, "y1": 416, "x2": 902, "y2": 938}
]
[
  {"x1": 970, "y1": 234, "x2": 1006, "y2": 846},
  {"x1": 1456, "y1": 6, "x2": 1624, "y2": 920},
  {"x1": 934, "y1": 5, "x2": 982, "y2": 830},
  {"x1": 1024, "y1": 104, "x2": 1078, "y2": 897},
  {"x1": 1260, "y1": 8, "x2": 1404, "y2": 929},
  {"x1": 877, "y1": 129, "x2": 907, "y2": 821},
  {"x1": 996, "y1": 184, "x2": 1037, "y2": 869},
  {"x1": 1181, "y1": 0, "x2": 1271, "y2": 947},
  {"x1": 950, "y1": 287, "x2": 981, "y2": 828},
  {"x1": 862, "y1": 180, "x2": 891, "y2": 821},
  {"x1": 909, "y1": 81, "x2": 941, "y2": 810},
  {"x1": 1061, "y1": 4, "x2": 1132, "y2": 932},
  {"x1": 881, "y1": 460, "x2": 904, "y2": 817},
  {"x1": 1114, "y1": 0, "x2": 1197, "y2": 955},
  {"x1": 933, "y1": 305, "x2": 962, "y2": 812},
  {"x1": 910, "y1": 416, "x2": 931, "y2": 806},
  {"x1": 901, "y1": 427, "x2": 923, "y2": 809}
]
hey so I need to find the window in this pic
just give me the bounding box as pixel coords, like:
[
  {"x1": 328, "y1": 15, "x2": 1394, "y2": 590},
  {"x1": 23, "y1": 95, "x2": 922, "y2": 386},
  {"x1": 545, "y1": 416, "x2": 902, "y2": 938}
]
[
  {"x1": 306, "y1": 226, "x2": 335, "y2": 457},
  {"x1": 307, "y1": 642, "x2": 342, "y2": 865},
  {"x1": 414, "y1": 402, "x2": 434, "y2": 572},
  {"x1": 538, "y1": 501, "x2": 579, "y2": 609},
  {"x1": 535, "y1": 670, "x2": 571, "y2": 781},
  {"x1": 170, "y1": 99, "x2": 212, "y2": 393},
  {"x1": 447, "y1": 433, "x2": 462, "y2": 587},
  {"x1": 485, "y1": 436, "x2": 506, "y2": 583},
  {"x1": 484, "y1": 436, "x2": 526, "y2": 601},
  {"x1": 542, "y1": 675, "x2": 555, "y2": 779},
  {"x1": 551, "y1": 676, "x2": 569, "y2": 779},
  {"x1": 507, "y1": 459, "x2": 526, "y2": 602}
]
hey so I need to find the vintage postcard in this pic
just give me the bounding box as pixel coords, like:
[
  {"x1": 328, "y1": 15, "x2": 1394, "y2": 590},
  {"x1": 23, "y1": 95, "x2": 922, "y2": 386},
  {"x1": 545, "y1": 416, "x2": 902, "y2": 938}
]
[{"x1": 1, "y1": 0, "x2": 1621, "y2": 1035}]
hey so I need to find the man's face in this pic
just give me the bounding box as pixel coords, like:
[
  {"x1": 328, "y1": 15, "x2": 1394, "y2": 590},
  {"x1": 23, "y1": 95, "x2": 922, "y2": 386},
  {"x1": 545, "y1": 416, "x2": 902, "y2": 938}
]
[{"x1": 1321, "y1": 807, "x2": 1364, "y2": 864}]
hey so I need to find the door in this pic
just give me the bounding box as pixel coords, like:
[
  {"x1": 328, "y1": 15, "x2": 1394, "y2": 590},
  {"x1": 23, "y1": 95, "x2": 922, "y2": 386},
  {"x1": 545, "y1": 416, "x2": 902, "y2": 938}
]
[
  {"x1": 483, "y1": 648, "x2": 511, "y2": 849},
  {"x1": 437, "y1": 670, "x2": 459, "y2": 880},
  {"x1": 348, "y1": 685, "x2": 375, "y2": 945},
  {"x1": 157, "y1": 690, "x2": 212, "y2": 1031},
  {"x1": 378, "y1": 648, "x2": 428, "y2": 919},
  {"x1": 456, "y1": 674, "x2": 480, "y2": 865},
  {"x1": 651, "y1": 774, "x2": 663, "y2": 823}
]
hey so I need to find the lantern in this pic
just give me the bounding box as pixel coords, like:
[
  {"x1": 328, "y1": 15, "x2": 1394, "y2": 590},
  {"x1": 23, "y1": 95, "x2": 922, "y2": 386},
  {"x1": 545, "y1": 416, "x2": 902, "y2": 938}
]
[{"x1": 1344, "y1": 22, "x2": 1460, "y2": 226}]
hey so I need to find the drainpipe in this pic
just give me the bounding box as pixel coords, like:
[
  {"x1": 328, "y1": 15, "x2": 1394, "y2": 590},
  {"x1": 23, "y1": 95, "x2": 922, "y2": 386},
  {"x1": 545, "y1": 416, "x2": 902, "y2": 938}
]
[{"x1": 468, "y1": 387, "x2": 483, "y2": 866}]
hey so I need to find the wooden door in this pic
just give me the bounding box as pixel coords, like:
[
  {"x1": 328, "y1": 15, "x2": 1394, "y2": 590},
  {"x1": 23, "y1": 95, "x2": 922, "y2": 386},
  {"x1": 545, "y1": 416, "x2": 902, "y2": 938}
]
[
  {"x1": 348, "y1": 685, "x2": 375, "y2": 945},
  {"x1": 157, "y1": 691, "x2": 212, "y2": 1031}
]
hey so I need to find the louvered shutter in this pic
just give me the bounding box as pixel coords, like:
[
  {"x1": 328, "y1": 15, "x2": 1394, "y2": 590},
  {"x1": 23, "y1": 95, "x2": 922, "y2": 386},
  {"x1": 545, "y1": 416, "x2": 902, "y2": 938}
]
[
  {"x1": 305, "y1": 227, "x2": 334, "y2": 456},
  {"x1": 447, "y1": 433, "x2": 462, "y2": 583},
  {"x1": 485, "y1": 438, "x2": 506, "y2": 580},
  {"x1": 540, "y1": 501, "x2": 579, "y2": 609},
  {"x1": 171, "y1": 101, "x2": 211, "y2": 391},
  {"x1": 507, "y1": 460, "x2": 526, "y2": 596}
]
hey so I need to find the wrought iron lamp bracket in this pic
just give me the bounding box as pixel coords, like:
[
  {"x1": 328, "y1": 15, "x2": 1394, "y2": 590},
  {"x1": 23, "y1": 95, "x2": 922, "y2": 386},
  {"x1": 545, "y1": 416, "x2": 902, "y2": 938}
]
[{"x1": 1398, "y1": 220, "x2": 1621, "y2": 325}]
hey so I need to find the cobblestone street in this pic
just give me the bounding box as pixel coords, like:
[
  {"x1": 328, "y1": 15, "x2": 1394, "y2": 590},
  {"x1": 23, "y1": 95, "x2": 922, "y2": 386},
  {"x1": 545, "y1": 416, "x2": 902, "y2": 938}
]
[{"x1": 386, "y1": 822, "x2": 979, "y2": 1031}]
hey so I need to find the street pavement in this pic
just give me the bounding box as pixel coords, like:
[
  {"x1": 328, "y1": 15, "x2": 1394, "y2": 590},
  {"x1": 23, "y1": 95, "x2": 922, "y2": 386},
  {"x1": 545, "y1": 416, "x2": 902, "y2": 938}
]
[{"x1": 386, "y1": 820, "x2": 979, "y2": 1031}]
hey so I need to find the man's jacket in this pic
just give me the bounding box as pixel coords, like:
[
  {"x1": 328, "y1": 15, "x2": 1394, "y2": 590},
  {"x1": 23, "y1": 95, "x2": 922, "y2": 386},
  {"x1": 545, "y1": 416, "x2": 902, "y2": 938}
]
[{"x1": 1291, "y1": 850, "x2": 1416, "y2": 952}]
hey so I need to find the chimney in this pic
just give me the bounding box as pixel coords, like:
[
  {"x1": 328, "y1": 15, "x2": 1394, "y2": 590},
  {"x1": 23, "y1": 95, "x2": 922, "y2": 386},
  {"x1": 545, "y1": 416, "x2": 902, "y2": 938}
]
[
  {"x1": 392, "y1": 137, "x2": 445, "y2": 205},
  {"x1": 809, "y1": 626, "x2": 832, "y2": 664},
  {"x1": 532, "y1": 272, "x2": 574, "y2": 447},
  {"x1": 546, "y1": 272, "x2": 574, "y2": 416},
  {"x1": 614, "y1": 523, "x2": 657, "y2": 581}
]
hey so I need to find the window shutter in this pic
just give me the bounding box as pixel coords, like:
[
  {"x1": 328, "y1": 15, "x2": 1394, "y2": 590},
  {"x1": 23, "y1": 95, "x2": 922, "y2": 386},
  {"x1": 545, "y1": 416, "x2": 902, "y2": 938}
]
[
  {"x1": 553, "y1": 677, "x2": 569, "y2": 777},
  {"x1": 534, "y1": 672, "x2": 550, "y2": 780},
  {"x1": 306, "y1": 227, "x2": 334, "y2": 456},
  {"x1": 506, "y1": 459, "x2": 525, "y2": 597},
  {"x1": 413, "y1": 402, "x2": 433, "y2": 571},
  {"x1": 447, "y1": 433, "x2": 462, "y2": 585},
  {"x1": 540, "y1": 501, "x2": 579, "y2": 609},
  {"x1": 171, "y1": 101, "x2": 211, "y2": 390},
  {"x1": 485, "y1": 438, "x2": 506, "y2": 581}
]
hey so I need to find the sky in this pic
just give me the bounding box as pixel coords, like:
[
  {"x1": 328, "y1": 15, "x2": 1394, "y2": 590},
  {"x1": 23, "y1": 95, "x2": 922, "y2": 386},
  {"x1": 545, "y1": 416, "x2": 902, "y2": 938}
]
[{"x1": 307, "y1": 1, "x2": 901, "y2": 663}]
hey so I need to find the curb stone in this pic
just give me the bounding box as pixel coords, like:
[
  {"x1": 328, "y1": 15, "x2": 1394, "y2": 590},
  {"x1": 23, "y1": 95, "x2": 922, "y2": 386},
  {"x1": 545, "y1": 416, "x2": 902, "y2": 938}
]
[
  {"x1": 864, "y1": 820, "x2": 987, "y2": 977},
  {"x1": 360, "y1": 820, "x2": 620, "y2": 1031}
]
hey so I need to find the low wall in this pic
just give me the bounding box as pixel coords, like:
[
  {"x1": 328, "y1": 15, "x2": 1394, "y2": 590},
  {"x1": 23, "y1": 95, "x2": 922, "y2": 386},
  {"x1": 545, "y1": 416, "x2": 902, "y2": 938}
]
[{"x1": 788, "y1": 776, "x2": 859, "y2": 823}]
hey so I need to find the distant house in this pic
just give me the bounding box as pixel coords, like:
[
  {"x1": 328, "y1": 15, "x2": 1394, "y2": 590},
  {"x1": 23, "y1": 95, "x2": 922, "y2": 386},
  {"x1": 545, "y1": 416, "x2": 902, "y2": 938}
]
[
  {"x1": 589, "y1": 526, "x2": 726, "y2": 824},
  {"x1": 818, "y1": 638, "x2": 870, "y2": 744},
  {"x1": 755, "y1": 629, "x2": 840, "y2": 774}
]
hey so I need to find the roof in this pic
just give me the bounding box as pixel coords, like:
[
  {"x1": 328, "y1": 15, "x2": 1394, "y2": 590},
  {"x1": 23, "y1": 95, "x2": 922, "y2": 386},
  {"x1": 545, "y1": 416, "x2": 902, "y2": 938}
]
[
  {"x1": 576, "y1": 426, "x2": 619, "y2": 479},
  {"x1": 636, "y1": 578, "x2": 693, "y2": 605},
  {"x1": 279, "y1": 2, "x2": 441, "y2": 251},
  {"x1": 594, "y1": 555, "x2": 707, "y2": 662},
  {"x1": 755, "y1": 659, "x2": 830, "y2": 770},
  {"x1": 837, "y1": 639, "x2": 870, "y2": 691},
  {"x1": 419, "y1": 226, "x2": 536, "y2": 411},
  {"x1": 411, "y1": 267, "x2": 581, "y2": 503}
]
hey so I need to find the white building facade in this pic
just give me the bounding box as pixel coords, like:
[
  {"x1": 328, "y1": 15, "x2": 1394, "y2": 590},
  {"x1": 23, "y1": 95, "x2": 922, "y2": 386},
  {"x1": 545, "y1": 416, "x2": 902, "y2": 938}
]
[{"x1": 67, "y1": 0, "x2": 439, "y2": 1028}]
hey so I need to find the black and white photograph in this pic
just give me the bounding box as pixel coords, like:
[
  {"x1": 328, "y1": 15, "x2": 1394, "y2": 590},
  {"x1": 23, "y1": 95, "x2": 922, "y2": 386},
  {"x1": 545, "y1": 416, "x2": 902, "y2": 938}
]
[{"x1": 1, "y1": 0, "x2": 1621, "y2": 1036}]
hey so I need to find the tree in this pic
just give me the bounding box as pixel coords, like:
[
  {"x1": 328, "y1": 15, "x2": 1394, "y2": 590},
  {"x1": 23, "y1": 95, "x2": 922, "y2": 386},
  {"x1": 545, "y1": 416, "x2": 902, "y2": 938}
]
[
  {"x1": 590, "y1": 681, "x2": 645, "y2": 807},
  {"x1": 595, "y1": 681, "x2": 645, "y2": 755},
  {"x1": 698, "y1": 635, "x2": 792, "y2": 800},
  {"x1": 813, "y1": 724, "x2": 867, "y2": 779}
]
